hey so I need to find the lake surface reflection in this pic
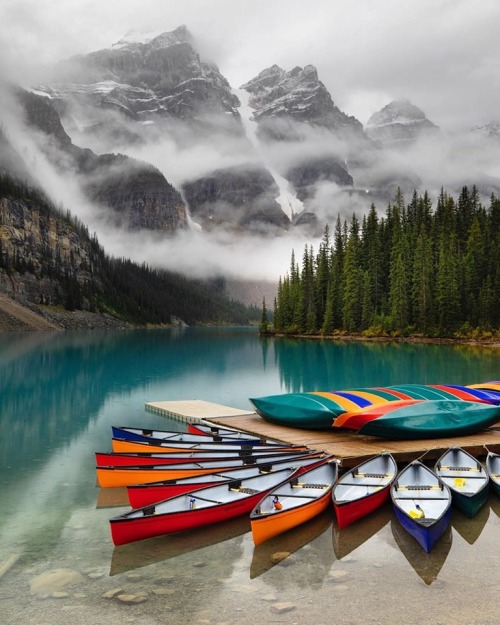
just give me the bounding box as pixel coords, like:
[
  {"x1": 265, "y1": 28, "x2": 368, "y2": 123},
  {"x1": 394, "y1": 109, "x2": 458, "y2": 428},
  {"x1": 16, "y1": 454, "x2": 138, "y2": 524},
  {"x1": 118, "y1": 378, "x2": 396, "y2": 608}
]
[{"x1": 0, "y1": 328, "x2": 499, "y2": 625}]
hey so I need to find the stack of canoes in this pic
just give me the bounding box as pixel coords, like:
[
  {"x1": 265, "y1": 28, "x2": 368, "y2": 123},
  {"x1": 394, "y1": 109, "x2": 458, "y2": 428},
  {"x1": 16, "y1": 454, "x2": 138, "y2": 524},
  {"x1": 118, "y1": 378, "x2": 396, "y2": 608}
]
[
  {"x1": 250, "y1": 382, "x2": 500, "y2": 438},
  {"x1": 97, "y1": 412, "x2": 499, "y2": 550},
  {"x1": 98, "y1": 423, "x2": 337, "y2": 545}
]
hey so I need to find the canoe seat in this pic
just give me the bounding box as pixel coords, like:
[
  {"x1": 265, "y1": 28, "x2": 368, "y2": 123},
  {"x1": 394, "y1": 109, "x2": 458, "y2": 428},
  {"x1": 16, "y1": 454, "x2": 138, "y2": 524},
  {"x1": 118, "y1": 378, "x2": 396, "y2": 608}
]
[
  {"x1": 395, "y1": 484, "x2": 443, "y2": 491},
  {"x1": 353, "y1": 472, "x2": 394, "y2": 479},
  {"x1": 438, "y1": 465, "x2": 481, "y2": 472},
  {"x1": 415, "y1": 518, "x2": 436, "y2": 526},
  {"x1": 292, "y1": 482, "x2": 330, "y2": 489},
  {"x1": 229, "y1": 486, "x2": 259, "y2": 494}
]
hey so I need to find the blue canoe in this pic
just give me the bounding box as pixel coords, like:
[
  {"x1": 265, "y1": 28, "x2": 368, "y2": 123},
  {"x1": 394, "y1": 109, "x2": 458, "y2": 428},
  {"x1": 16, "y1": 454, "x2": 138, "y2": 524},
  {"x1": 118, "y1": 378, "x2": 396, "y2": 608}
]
[{"x1": 391, "y1": 461, "x2": 452, "y2": 553}]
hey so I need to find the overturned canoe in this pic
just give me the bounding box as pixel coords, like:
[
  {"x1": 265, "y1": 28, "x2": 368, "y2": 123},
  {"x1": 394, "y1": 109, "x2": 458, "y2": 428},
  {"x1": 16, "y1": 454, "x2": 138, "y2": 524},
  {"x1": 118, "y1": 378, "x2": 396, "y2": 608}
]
[
  {"x1": 110, "y1": 465, "x2": 301, "y2": 546},
  {"x1": 249, "y1": 393, "x2": 346, "y2": 429},
  {"x1": 391, "y1": 461, "x2": 452, "y2": 553},
  {"x1": 332, "y1": 453, "x2": 397, "y2": 528},
  {"x1": 434, "y1": 446, "x2": 489, "y2": 517},
  {"x1": 333, "y1": 400, "x2": 424, "y2": 432},
  {"x1": 249, "y1": 458, "x2": 338, "y2": 545},
  {"x1": 337, "y1": 400, "x2": 500, "y2": 439}
]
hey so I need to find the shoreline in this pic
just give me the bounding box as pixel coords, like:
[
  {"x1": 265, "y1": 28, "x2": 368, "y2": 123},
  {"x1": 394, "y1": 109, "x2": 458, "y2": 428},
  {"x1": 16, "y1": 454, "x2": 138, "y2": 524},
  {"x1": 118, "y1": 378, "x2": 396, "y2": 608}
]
[{"x1": 266, "y1": 331, "x2": 500, "y2": 349}]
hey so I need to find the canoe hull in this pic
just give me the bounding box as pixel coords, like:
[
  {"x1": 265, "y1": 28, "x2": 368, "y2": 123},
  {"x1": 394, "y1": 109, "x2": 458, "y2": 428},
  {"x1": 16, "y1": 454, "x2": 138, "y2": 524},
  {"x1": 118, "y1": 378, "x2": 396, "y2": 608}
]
[
  {"x1": 357, "y1": 400, "x2": 500, "y2": 439},
  {"x1": 97, "y1": 451, "x2": 316, "y2": 488},
  {"x1": 391, "y1": 461, "x2": 452, "y2": 553},
  {"x1": 451, "y1": 489, "x2": 489, "y2": 518},
  {"x1": 110, "y1": 467, "x2": 300, "y2": 545},
  {"x1": 486, "y1": 453, "x2": 500, "y2": 498},
  {"x1": 250, "y1": 461, "x2": 338, "y2": 545},
  {"x1": 111, "y1": 425, "x2": 280, "y2": 446},
  {"x1": 250, "y1": 393, "x2": 345, "y2": 429},
  {"x1": 435, "y1": 447, "x2": 490, "y2": 518},
  {"x1": 251, "y1": 492, "x2": 332, "y2": 546},
  {"x1": 127, "y1": 454, "x2": 329, "y2": 508},
  {"x1": 334, "y1": 485, "x2": 392, "y2": 529},
  {"x1": 111, "y1": 438, "x2": 305, "y2": 454},
  {"x1": 111, "y1": 490, "x2": 268, "y2": 546},
  {"x1": 394, "y1": 506, "x2": 452, "y2": 553},
  {"x1": 332, "y1": 453, "x2": 397, "y2": 528},
  {"x1": 96, "y1": 448, "x2": 303, "y2": 468}
]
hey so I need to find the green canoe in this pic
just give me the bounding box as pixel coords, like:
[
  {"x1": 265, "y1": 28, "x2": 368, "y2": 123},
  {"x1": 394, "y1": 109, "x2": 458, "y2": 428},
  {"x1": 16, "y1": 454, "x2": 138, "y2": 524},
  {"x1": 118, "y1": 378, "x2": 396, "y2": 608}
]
[
  {"x1": 249, "y1": 393, "x2": 346, "y2": 429},
  {"x1": 357, "y1": 400, "x2": 500, "y2": 439}
]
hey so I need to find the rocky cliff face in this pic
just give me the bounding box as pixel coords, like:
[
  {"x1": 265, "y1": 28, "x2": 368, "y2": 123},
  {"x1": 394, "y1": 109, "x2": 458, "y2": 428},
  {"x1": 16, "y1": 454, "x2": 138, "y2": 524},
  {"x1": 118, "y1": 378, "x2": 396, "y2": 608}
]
[
  {"x1": 0, "y1": 192, "x2": 99, "y2": 305},
  {"x1": 182, "y1": 164, "x2": 289, "y2": 233},
  {"x1": 365, "y1": 98, "x2": 440, "y2": 146},
  {"x1": 16, "y1": 88, "x2": 188, "y2": 232}
]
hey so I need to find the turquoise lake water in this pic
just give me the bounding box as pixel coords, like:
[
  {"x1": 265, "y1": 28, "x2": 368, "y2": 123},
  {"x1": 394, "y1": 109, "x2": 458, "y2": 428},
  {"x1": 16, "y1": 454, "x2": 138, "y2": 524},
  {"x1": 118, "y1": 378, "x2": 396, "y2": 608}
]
[{"x1": 0, "y1": 327, "x2": 499, "y2": 625}]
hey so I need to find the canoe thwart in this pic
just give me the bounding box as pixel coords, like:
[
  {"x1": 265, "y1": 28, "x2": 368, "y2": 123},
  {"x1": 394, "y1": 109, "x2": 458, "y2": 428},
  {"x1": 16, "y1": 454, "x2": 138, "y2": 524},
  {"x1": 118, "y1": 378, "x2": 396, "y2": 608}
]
[
  {"x1": 437, "y1": 465, "x2": 481, "y2": 472},
  {"x1": 394, "y1": 484, "x2": 443, "y2": 491},
  {"x1": 353, "y1": 472, "x2": 395, "y2": 478},
  {"x1": 291, "y1": 482, "x2": 330, "y2": 489},
  {"x1": 229, "y1": 486, "x2": 259, "y2": 494}
]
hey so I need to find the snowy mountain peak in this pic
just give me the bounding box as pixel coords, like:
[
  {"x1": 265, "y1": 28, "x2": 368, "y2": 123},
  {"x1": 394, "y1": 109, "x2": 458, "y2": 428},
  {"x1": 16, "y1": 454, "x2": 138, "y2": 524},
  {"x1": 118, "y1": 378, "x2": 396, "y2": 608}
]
[
  {"x1": 112, "y1": 25, "x2": 191, "y2": 50},
  {"x1": 366, "y1": 98, "x2": 428, "y2": 127},
  {"x1": 366, "y1": 98, "x2": 439, "y2": 146}
]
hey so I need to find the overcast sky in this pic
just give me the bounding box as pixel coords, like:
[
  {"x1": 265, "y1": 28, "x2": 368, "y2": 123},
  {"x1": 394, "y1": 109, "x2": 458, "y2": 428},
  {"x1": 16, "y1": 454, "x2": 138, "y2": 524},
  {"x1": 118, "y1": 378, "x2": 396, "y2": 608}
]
[{"x1": 1, "y1": 0, "x2": 500, "y2": 130}]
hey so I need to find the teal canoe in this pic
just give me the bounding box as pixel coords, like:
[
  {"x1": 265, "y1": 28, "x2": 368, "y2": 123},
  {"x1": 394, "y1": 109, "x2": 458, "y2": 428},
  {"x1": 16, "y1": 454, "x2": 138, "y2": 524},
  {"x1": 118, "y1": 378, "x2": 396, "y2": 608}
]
[
  {"x1": 356, "y1": 400, "x2": 500, "y2": 439},
  {"x1": 249, "y1": 393, "x2": 345, "y2": 429},
  {"x1": 434, "y1": 447, "x2": 490, "y2": 517}
]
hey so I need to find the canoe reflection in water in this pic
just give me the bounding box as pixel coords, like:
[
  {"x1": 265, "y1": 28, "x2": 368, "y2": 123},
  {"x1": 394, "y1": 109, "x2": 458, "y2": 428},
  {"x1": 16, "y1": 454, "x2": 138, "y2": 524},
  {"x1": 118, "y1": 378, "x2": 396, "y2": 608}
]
[
  {"x1": 391, "y1": 518, "x2": 453, "y2": 585},
  {"x1": 109, "y1": 514, "x2": 250, "y2": 576},
  {"x1": 332, "y1": 505, "x2": 391, "y2": 560},
  {"x1": 250, "y1": 508, "x2": 334, "y2": 580},
  {"x1": 451, "y1": 500, "x2": 490, "y2": 545}
]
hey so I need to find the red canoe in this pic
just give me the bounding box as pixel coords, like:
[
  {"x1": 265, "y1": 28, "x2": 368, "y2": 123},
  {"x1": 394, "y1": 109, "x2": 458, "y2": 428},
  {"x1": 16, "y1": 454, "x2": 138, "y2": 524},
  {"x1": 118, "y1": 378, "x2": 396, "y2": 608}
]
[
  {"x1": 95, "y1": 447, "x2": 308, "y2": 468},
  {"x1": 109, "y1": 465, "x2": 302, "y2": 546},
  {"x1": 332, "y1": 453, "x2": 398, "y2": 528},
  {"x1": 127, "y1": 453, "x2": 330, "y2": 508}
]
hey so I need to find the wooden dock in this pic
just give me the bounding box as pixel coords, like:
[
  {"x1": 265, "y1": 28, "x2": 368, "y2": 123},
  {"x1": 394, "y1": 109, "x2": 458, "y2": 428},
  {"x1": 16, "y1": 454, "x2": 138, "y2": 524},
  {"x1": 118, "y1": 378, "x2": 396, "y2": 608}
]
[
  {"x1": 145, "y1": 400, "x2": 255, "y2": 422},
  {"x1": 146, "y1": 400, "x2": 500, "y2": 469}
]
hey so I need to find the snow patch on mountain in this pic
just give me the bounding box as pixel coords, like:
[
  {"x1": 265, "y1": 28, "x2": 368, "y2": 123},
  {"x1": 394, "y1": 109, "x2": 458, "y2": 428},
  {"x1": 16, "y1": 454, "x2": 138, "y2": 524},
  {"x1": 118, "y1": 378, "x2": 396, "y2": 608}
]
[{"x1": 235, "y1": 88, "x2": 304, "y2": 219}]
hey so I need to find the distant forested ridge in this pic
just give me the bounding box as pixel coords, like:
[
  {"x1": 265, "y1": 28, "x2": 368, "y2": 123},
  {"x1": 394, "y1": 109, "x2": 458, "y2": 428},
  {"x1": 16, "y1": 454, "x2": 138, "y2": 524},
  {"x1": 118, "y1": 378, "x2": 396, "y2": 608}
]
[
  {"x1": 269, "y1": 187, "x2": 500, "y2": 339},
  {"x1": 0, "y1": 173, "x2": 255, "y2": 326}
]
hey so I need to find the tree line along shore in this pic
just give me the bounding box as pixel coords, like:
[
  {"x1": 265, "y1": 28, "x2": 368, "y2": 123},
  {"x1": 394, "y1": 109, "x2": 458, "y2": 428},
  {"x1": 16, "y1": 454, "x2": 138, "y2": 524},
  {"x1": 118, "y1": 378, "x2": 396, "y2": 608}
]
[{"x1": 261, "y1": 186, "x2": 500, "y2": 342}]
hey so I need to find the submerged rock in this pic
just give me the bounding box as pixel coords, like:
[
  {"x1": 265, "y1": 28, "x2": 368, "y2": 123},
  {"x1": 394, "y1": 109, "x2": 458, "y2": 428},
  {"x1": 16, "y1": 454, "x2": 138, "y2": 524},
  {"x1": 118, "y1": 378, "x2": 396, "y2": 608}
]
[{"x1": 29, "y1": 568, "x2": 84, "y2": 595}]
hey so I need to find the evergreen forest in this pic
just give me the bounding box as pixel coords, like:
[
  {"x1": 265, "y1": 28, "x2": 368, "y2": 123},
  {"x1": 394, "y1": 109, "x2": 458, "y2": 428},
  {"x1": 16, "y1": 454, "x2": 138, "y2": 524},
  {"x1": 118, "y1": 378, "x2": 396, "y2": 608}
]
[
  {"x1": 269, "y1": 187, "x2": 500, "y2": 339},
  {"x1": 0, "y1": 173, "x2": 257, "y2": 326}
]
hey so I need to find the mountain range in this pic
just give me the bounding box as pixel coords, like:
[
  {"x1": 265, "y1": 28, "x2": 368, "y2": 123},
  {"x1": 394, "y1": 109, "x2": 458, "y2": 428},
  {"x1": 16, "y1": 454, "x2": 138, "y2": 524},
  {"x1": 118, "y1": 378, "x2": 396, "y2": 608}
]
[{"x1": 1, "y1": 24, "x2": 500, "y2": 322}]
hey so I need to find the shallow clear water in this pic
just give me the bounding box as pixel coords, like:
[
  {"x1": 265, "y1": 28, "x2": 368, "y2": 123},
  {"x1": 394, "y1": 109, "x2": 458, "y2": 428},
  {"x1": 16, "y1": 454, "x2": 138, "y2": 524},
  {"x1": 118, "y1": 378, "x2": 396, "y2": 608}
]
[{"x1": 0, "y1": 328, "x2": 499, "y2": 625}]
